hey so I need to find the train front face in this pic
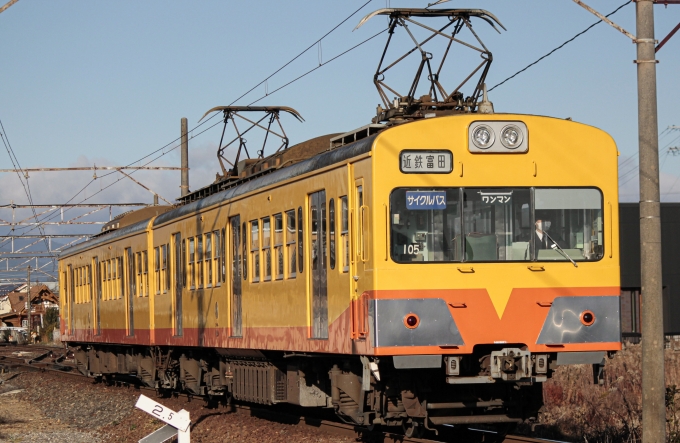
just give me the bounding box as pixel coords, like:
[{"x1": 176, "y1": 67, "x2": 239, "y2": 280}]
[{"x1": 370, "y1": 113, "x2": 621, "y2": 384}]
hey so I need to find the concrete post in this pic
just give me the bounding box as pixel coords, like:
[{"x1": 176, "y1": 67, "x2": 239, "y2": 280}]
[
  {"x1": 636, "y1": 1, "x2": 666, "y2": 441},
  {"x1": 180, "y1": 118, "x2": 189, "y2": 197}
]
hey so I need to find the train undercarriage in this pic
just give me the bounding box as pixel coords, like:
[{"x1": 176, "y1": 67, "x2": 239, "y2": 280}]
[{"x1": 71, "y1": 343, "x2": 546, "y2": 435}]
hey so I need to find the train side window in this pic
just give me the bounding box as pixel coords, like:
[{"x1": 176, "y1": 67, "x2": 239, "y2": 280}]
[
  {"x1": 154, "y1": 247, "x2": 161, "y2": 295},
  {"x1": 297, "y1": 206, "x2": 303, "y2": 274},
  {"x1": 340, "y1": 196, "x2": 349, "y2": 272},
  {"x1": 197, "y1": 235, "x2": 204, "y2": 289},
  {"x1": 181, "y1": 239, "x2": 186, "y2": 288},
  {"x1": 329, "y1": 199, "x2": 336, "y2": 270},
  {"x1": 274, "y1": 213, "x2": 283, "y2": 280},
  {"x1": 162, "y1": 244, "x2": 169, "y2": 293},
  {"x1": 100, "y1": 262, "x2": 105, "y2": 301},
  {"x1": 251, "y1": 220, "x2": 260, "y2": 283},
  {"x1": 135, "y1": 252, "x2": 142, "y2": 297},
  {"x1": 118, "y1": 257, "x2": 124, "y2": 300},
  {"x1": 214, "y1": 230, "x2": 222, "y2": 286},
  {"x1": 285, "y1": 210, "x2": 296, "y2": 279},
  {"x1": 107, "y1": 259, "x2": 112, "y2": 300},
  {"x1": 143, "y1": 251, "x2": 149, "y2": 297},
  {"x1": 189, "y1": 238, "x2": 195, "y2": 290},
  {"x1": 205, "y1": 233, "x2": 213, "y2": 288},
  {"x1": 220, "y1": 228, "x2": 226, "y2": 284},
  {"x1": 262, "y1": 217, "x2": 271, "y2": 281},
  {"x1": 87, "y1": 265, "x2": 91, "y2": 302},
  {"x1": 242, "y1": 222, "x2": 247, "y2": 281}
]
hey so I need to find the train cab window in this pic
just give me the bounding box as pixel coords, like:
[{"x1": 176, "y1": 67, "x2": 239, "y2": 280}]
[
  {"x1": 297, "y1": 207, "x2": 303, "y2": 274},
  {"x1": 329, "y1": 199, "x2": 336, "y2": 270},
  {"x1": 189, "y1": 238, "x2": 195, "y2": 289},
  {"x1": 463, "y1": 188, "x2": 531, "y2": 262},
  {"x1": 197, "y1": 235, "x2": 204, "y2": 289},
  {"x1": 155, "y1": 247, "x2": 161, "y2": 295},
  {"x1": 390, "y1": 188, "x2": 461, "y2": 263},
  {"x1": 262, "y1": 217, "x2": 271, "y2": 281},
  {"x1": 340, "y1": 196, "x2": 349, "y2": 272},
  {"x1": 274, "y1": 214, "x2": 283, "y2": 280},
  {"x1": 285, "y1": 210, "x2": 296, "y2": 279},
  {"x1": 251, "y1": 220, "x2": 260, "y2": 282},
  {"x1": 205, "y1": 233, "x2": 213, "y2": 288},
  {"x1": 533, "y1": 188, "x2": 603, "y2": 261}
]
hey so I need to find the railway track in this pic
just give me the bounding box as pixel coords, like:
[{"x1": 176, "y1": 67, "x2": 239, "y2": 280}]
[{"x1": 0, "y1": 345, "x2": 564, "y2": 443}]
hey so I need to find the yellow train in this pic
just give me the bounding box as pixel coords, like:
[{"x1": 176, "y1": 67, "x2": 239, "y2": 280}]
[{"x1": 60, "y1": 110, "x2": 620, "y2": 432}]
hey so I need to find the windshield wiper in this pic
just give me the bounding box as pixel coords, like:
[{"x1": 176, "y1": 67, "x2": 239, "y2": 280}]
[{"x1": 544, "y1": 232, "x2": 578, "y2": 267}]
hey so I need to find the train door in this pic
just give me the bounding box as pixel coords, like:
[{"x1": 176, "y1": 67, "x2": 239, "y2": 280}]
[
  {"x1": 309, "y1": 190, "x2": 328, "y2": 339},
  {"x1": 125, "y1": 248, "x2": 134, "y2": 336},
  {"x1": 68, "y1": 264, "x2": 74, "y2": 335},
  {"x1": 350, "y1": 178, "x2": 369, "y2": 339},
  {"x1": 230, "y1": 216, "x2": 242, "y2": 337},
  {"x1": 173, "y1": 233, "x2": 183, "y2": 336},
  {"x1": 93, "y1": 257, "x2": 101, "y2": 335}
]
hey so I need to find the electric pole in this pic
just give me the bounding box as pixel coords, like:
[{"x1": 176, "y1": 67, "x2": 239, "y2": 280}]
[
  {"x1": 26, "y1": 265, "x2": 31, "y2": 345},
  {"x1": 636, "y1": 1, "x2": 665, "y2": 441},
  {"x1": 181, "y1": 118, "x2": 189, "y2": 197}
]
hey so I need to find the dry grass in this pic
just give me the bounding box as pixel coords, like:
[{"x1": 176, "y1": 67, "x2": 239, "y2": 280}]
[{"x1": 531, "y1": 343, "x2": 680, "y2": 442}]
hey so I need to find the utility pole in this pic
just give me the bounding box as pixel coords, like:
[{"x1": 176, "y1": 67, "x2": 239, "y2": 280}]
[
  {"x1": 180, "y1": 118, "x2": 189, "y2": 197},
  {"x1": 26, "y1": 265, "x2": 31, "y2": 345},
  {"x1": 637, "y1": 1, "x2": 665, "y2": 441}
]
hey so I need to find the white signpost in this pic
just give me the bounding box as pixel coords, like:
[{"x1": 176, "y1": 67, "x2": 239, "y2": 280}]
[{"x1": 135, "y1": 394, "x2": 191, "y2": 443}]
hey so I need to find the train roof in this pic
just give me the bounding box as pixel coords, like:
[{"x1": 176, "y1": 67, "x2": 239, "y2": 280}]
[{"x1": 60, "y1": 133, "x2": 377, "y2": 258}]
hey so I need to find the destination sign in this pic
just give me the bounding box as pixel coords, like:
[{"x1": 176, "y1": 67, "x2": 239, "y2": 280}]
[{"x1": 400, "y1": 150, "x2": 452, "y2": 174}]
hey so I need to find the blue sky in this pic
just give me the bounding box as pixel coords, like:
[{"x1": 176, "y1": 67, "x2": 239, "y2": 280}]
[{"x1": 1, "y1": 0, "x2": 679, "y2": 211}]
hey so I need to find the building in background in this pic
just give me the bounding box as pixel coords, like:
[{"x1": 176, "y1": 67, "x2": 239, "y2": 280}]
[
  {"x1": 619, "y1": 203, "x2": 680, "y2": 342},
  {"x1": 0, "y1": 284, "x2": 59, "y2": 330}
]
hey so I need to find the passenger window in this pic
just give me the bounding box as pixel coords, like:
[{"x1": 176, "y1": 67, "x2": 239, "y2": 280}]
[
  {"x1": 341, "y1": 196, "x2": 349, "y2": 272},
  {"x1": 181, "y1": 239, "x2": 186, "y2": 288},
  {"x1": 329, "y1": 199, "x2": 336, "y2": 270},
  {"x1": 274, "y1": 214, "x2": 283, "y2": 280},
  {"x1": 189, "y1": 238, "x2": 195, "y2": 289},
  {"x1": 251, "y1": 220, "x2": 260, "y2": 282},
  {"x1": 262, "y1": 217, "x2": 271, "y2": 281},
  {"x1": 197, "y1": 235, "x2": 204, "y2": 289},
  {"x1": 155, "y1": 247, "x2": 161, "y2": 295},
  {"x1": 142, "y1": 251, "x2": 149, "y2": 296},
  {"x1": 242, "y1": 222, "x2": 247, "y2": 281},
  {"x1": 297, "y1": 207, "x2": 303, "y2": 274},
  {"x1": 162, "y1": 244, "x2": 169, "y2": 293},
  {"x1": 285, "y1": 210, "x2": 296, "y2": 278},
  {"x1": 205, "y1": 233, "x2": 213, "y2": 288}
]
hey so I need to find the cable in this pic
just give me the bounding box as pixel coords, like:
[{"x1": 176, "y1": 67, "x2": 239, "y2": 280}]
[
  {"x1": 18, "y1": 0, "x2": 381, "y2": 242},
  {"x1": 232, "y1": 0, "x2": 375, "y2": 106},
  {"x1": 0, "y1": 118, "x2": 52, "y2": 257},
  {"x1": 248, "y1": 27, "x2": 388, "y2": 106},
  {"x1": 489, "y1": 1, "x2": 632, "y2": 92}
]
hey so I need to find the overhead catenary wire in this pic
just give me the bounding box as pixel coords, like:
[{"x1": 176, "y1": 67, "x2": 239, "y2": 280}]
[
  {"x1": 13, "y1": 1, "x2": 381, "y2": 242},
  {"x1": 489, "y1": 1, "x2": 632, "y2": 92},
  {"x1": 0, "y1": 118, "x2": 53, "y2": 260}
]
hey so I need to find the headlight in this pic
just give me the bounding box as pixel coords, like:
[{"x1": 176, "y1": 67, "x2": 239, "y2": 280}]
[
  {"x1": 500, "y1": 125, "x2": 523, "y2": 149},
  {"x1": 472, "y1": 125, "x2": 494, "y2": 149}
]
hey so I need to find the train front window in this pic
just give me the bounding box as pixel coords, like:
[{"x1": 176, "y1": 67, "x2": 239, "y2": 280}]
[
  {"x1": 390, "y1": 188, "x2": 460, "y2": 263},
  {"x1": 463, "y1": 188, "x2": 531, "y2": 262},
  {"x1": 533, "y1": 188, "x2": 603, "y2": 261},
  {"x1": 390, "y1": 187, "x2": 604, "y2": 263}
]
